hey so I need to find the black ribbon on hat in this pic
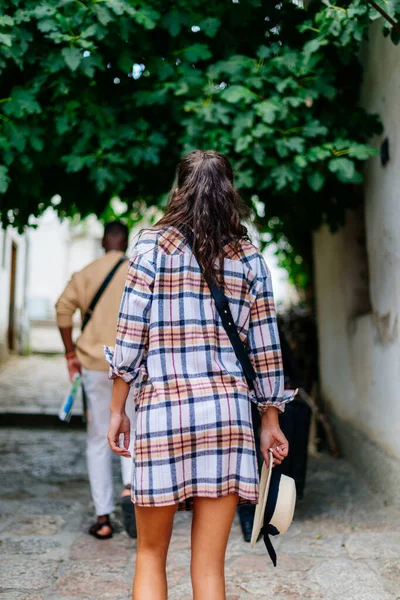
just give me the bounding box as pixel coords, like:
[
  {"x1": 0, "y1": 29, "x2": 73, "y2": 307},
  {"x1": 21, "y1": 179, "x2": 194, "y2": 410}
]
[{"x1": 262, "y1": 469, "x2": 282, "y2": 567}]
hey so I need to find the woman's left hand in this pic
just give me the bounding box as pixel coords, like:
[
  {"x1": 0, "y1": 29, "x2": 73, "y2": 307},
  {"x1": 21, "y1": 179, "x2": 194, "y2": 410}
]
[
  {"x1": 107, "y1": 412, "x2": 131, "y2": 457},
  {"x1": 260, "y1": 425, "x2": 289, "y2": 468}
]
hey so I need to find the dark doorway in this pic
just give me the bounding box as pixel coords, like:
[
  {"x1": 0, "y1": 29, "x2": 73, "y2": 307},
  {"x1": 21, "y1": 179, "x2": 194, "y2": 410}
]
[{"x1": 8, "y1": 242, "x2": 17, "y2": 350}]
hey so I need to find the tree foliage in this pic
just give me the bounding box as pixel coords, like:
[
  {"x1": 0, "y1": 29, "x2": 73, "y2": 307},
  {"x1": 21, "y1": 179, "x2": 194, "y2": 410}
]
[{"x1": 0, "y1": 0, "x2": 397, "y2": 286}]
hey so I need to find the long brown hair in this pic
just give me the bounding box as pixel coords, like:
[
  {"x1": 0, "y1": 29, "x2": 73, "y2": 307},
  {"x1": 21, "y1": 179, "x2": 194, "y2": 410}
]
[{"x1": 156, "y1": 150, "x2": 250, "y2": 283}]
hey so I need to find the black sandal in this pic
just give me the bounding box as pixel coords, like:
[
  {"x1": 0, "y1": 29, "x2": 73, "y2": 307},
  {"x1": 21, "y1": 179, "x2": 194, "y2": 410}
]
[
  {"x1": 89, "y1": 519, "x2": 113, "y2": 540},
  {"x1": 120, "y1": 486, "x2": 137, "y2": 539}
]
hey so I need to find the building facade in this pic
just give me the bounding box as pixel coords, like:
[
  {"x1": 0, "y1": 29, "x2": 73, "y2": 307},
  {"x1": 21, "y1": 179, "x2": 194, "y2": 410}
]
[
  {"x1": 0, "y1": 226, "x2": 29, "y2": 362},
  {"x1": 1, "y1": 205, "x2": 295, "y2": 358},
  {"x1": 314, "y1": 22, "x2": 400, "y2": 506}
]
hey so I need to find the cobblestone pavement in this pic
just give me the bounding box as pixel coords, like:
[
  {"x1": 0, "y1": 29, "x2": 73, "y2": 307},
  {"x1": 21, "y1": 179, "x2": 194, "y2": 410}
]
[
  {"x1": 0, "y1": 355, "x2": 80, "y2": 416},
  {"x1": 1, "y1": 355, "x2": 400, "y2": 599},
  {"x1": 1, "y1": 428, "x2": 400, "y2": 600}
]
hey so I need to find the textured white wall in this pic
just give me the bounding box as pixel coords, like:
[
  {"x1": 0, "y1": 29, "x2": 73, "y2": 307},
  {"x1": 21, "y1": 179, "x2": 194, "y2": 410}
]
[
  {"x1": 27, "y1": 210, "x2": 106, "y2": 321},
  {"x1": 0, "y1": 227, "x2": 28, "y2": 360},
  {"x1": 27, "y1": 209, "x2": 71, "y2": 320},
  {"x1": 314, "y1": 225, "x2": 400, "y2": 459},
  {"x1": 314, "y1": 22, "x2": 400, "y2": 468}
]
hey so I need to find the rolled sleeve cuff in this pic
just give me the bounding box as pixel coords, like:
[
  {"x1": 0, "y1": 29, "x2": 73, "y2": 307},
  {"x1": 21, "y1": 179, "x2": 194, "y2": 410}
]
[
  {"x1": 56, "y1": 315, "x2": 74, "y2": 328},
  {"x1": 104, "y1": 345, "x2": 137, "y2": 386},
  {"x1": 253, "y1": 388, "x2": 298, "y2": 415}
]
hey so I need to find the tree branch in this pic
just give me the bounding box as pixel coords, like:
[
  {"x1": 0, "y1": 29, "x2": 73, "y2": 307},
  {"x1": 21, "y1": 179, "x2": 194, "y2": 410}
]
[{"x1": 367, "y1": 0, "x2": 400, "y2": 33}]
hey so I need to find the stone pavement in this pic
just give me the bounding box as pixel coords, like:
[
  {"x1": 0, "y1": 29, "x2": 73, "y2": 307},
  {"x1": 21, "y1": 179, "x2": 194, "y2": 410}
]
[
  {"x1": 0, "y1": 355, "x2": 81, "y2": 416},
  {"x1": 1, "y1": 355, "x2": 400, "y2": 599},
  {"x1": 1, "y1": 427, "x2": 400, "y2": 600}
]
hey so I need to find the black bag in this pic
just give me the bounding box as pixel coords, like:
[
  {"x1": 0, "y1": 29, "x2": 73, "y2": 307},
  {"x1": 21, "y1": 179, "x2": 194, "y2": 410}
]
[
  {"x1": 250, "y1": 397, "x2": 311, "y2": 500},
  {"x1": 276, "y1": 326, "x2": 311, "y2": 499},
  {"x1": 275, "y1": 398, "x2": 311, "y2": 499}
]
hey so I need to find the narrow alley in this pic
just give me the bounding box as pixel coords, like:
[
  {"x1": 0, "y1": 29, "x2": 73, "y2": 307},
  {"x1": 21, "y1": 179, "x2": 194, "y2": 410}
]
[{"x1": 1, "y1": 355, "x2": 399, "y2": 600}]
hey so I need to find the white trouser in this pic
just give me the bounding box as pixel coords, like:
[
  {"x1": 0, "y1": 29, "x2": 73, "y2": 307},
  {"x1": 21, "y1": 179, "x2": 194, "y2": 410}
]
[{"x1": 82, "y1": 368, "x2": 136, "y2": 516}]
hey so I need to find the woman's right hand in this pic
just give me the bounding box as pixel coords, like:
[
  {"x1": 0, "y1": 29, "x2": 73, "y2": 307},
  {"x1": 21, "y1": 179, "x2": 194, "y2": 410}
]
[{"x1": 107, "y1": 412, "x2": 131, "y2": 457}]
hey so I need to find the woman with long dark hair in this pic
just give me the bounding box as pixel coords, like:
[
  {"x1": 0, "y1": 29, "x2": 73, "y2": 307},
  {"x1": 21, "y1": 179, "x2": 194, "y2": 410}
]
[{"x1": 106, "y1": 150, "x2": 293, "y2": 600}]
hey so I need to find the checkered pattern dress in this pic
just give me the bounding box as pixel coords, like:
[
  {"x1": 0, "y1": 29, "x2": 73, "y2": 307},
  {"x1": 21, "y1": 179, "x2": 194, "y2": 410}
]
[{"x1": 105, "y1": 226, "x2": 293, "y2": 508}]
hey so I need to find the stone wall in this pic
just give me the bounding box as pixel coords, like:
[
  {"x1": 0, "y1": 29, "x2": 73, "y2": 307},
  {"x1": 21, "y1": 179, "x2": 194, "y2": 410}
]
[{"x1": 313, "y1": 21, "x2": 400, "y2": 506}]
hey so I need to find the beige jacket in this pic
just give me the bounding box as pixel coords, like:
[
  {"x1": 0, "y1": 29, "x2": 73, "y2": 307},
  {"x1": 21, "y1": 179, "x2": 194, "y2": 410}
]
[{"x1": 55, "y1": 251, "x2": 129, "y2": 371}]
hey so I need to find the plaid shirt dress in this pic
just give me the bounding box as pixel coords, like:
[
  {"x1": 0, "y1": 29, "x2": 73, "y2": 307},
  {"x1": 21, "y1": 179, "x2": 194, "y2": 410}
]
[{"x1": 105, "y1": 226, "x2": 293, "y2": 508}]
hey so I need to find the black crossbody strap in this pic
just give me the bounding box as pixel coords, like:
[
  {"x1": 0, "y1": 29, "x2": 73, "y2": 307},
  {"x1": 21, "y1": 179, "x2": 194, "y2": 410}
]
[
  {"x1": 81, "y1": 256, "x2": 128, "y2": 332},
  {"x1": 186, "y1": 230, "x2": 256, "y2": 389}
]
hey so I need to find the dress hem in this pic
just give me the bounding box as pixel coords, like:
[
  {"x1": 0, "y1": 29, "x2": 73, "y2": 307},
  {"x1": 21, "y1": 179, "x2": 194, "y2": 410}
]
[{"x1": 131, "y1": 488, "x2": 259, "y2": 512}]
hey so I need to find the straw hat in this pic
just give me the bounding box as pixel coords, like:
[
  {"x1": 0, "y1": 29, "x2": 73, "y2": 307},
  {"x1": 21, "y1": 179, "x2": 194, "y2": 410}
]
[{"x1": 251, "y1": 450, "x2": 296, "y2": 566}]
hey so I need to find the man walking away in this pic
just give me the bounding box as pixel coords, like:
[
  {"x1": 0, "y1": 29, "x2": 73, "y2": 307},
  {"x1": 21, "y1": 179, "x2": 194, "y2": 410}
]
[{"x1": 56, "y1": 221, "x2": 136, "y2": 539}]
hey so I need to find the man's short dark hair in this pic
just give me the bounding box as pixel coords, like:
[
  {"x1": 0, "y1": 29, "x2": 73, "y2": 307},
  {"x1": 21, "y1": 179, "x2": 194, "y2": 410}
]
[{"x1": 104, "y1": 221, "x2": 129, "y2": 240}]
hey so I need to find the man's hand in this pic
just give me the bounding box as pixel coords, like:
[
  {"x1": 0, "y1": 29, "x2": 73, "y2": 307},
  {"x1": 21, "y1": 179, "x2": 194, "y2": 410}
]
[
  {"x1": 66, "y1": 355, "x2": 81, "y2": 382},
  {"x1": 108, "y1": 412, "x2": 131, "y2": 458},
  {"x1": 59, "y1": 327, "x2": 81, "y2": 382}
]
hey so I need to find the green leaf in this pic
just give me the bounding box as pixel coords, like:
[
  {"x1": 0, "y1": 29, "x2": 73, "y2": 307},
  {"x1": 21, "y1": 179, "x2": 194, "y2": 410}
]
[
  {"x1": 0, "y1": 34, "x2": 12, "y2": 48},
  {"x1": 0, "y1": 15, "x2": 14, "y2": 27},
  {"x1": 328, "y1": 157, "x2": 355, "y2": 182},
  {"x1": 134, "y1": 7, "x2": 161, "y2": 30},
  {"x1": 55, "y1": 115, "x2": 70, "y2": 136},
  {"x1": 253, "y1": 143, "x2": 266, "y2": 166},
  {"x1": 157, "y1": 60, "x2": 175, "y2": 81},
  {"x1": 3, "y1": 88, "x2": 40, "y2": 117},
  {"x1": 222, "y1": 85, "x2": 256, "y2": 104},
  {"x1": 276, "y1": 140, "x2": 290, "y2": 158},
  {"x1": 80, "y1": 56, "x2": 97, "y2": 78},
  {"x1": 61, "y1": 47, "x2": 82, "y2": 71},
  {"x1": 252, "y1": 123, "x2": 274, "y2": 138},
  {"x1": 174, "y1": 80, "x2": 189, "y2": 96},
  {"x1": 7, "y1": 125, "x2": 27, "y2": 152},
  {"x1": 163, "y1": 10, "x2": 183, "y2": 37},
  {"x1": 294, "y1": 155, "x2": 307, "y2": 169},
  {"x1": 285, "y1": 137, "x2": 305, "y2": 154},
  {"x1": 270, "y1": 165, "x2": 296, "y2": 190},
  {"x1": 37, "y1": 19, "x2": 58, "y2": 33},
  {"x1": 307, "y1": 171, "x2": 325, "y2": 192},
  {"x1": 232, "y1": 113, "x2": 254, "y2": 139},
  {"x1": 81, "y1": 24, "x2": 100, "y2": 39},
  {"x1": 31, "y1": 5, "x2": 56, "y2": 18},
  {"x1": 347, "y1": 144, "x2": 379, "y2": 160},
  {"x1": 183, "y1": 44, "x2": 212, "y2": 62},
  {"x1": 135, "y1": 88, "x2": 169, "y2": 106},
  {"x1": 255, "y1": 101, "x2": 278, "y2": 124},
  {"x1": 307, "y1": 146, "x2": 332, "y2": 162},
  {"x1": 235, "y1": 169, "x2": 254, "y2": 189},
  {"x1": 257, "y1": 45, "x2": 270, "y2": 59},
  {"x1": 107, "y1": 0, "x2": 132, "y2": 16},
  {"x1": 276, "y1": 78, "x2": 296, "y2": 94},
  {"x1": 303, "y1": 38, "x2": 323, "y2": 59},
  {"x1": 0, "y1": 165, "x2": 9, "y2": 194},
  {"x1": 284, "y1": 96, "x2": 304, "y2": 108},
  {"x1": 30, "y1": 136, "x2": 44, "y2": 152},
  {"x1": 64, "y1": 155, "x2": 88, "y2": 173},
  {"x1": 199, "y1": 17, "x2": 221, "y2": 38},
  {"x1": 302, "y1": 120, "x2": 328, "y2": 138},
  {"x1": 94, "y1": 5, "x2": 113, "y2": 26},
  {"x1": 235, "y1": 135, "x2": 252, "y2": 153}
]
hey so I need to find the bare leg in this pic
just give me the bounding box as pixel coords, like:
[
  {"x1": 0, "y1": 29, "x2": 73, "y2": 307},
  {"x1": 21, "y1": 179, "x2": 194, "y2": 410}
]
[
  {"x1": 132, "y1": 504, "x2": 177, "y2": 600},
  {"x1": 191, "y1": 494, "x2": 239, "y2": 600}
]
